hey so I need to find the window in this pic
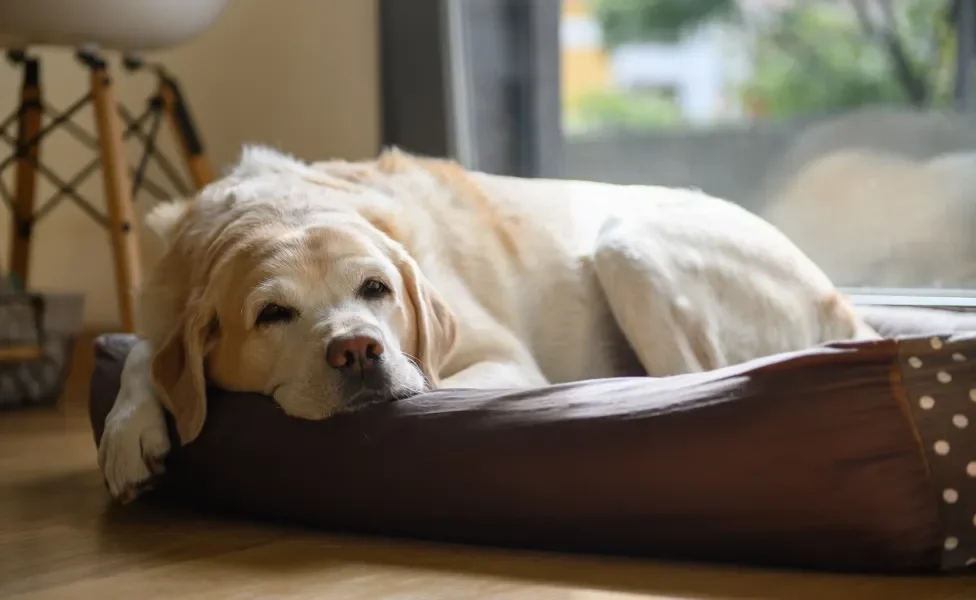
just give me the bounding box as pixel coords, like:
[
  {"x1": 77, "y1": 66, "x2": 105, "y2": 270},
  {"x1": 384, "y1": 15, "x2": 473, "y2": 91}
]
[{"x1": 381, "y1": 0, "x2": 976, "y2": 306}]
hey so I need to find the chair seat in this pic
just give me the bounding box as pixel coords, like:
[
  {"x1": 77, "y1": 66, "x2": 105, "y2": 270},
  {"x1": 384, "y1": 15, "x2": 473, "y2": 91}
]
[{"x1": 0, "y1": 0, "x2": 230, "y2": 52}]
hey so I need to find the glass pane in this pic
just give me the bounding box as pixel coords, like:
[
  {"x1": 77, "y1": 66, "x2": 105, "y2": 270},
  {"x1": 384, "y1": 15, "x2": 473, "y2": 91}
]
[{"x1": 559, "y1": 0, "x2": 976, "y2": 292}]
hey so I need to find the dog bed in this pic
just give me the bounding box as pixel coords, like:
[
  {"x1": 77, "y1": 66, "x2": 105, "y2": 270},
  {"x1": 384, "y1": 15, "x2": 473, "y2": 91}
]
[{"x1": 88, "y1": 306, "x2": 976, "y2": 573}]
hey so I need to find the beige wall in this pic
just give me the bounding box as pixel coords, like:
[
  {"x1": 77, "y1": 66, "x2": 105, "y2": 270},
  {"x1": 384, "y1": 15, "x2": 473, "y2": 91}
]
[{"x1": 0, "y1": 0, "x2": 380, "y2": 328}]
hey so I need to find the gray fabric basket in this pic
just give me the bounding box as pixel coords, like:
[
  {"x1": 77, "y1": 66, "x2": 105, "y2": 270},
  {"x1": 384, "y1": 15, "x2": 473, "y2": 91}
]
[{"x1": 0, "y1": 277, "x2": 85, "y2": 408}]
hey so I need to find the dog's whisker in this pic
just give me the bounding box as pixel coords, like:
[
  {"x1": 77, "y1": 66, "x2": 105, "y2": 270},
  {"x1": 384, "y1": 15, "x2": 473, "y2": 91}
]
[{"x1": 400, "y1": 351, "x2": 432, "y2": 390}]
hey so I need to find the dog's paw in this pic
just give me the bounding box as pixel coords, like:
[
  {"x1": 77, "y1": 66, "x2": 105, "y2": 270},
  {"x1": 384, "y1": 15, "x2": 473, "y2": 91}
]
[{"x1": 97, "y1": 388, "x2": 171, "y2": 504}]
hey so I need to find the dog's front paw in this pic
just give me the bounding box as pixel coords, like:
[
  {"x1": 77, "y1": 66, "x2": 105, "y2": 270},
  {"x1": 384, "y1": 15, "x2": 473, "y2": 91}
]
[{"x1": 97, "y1": 389, "x2": 171, "y2": 504}]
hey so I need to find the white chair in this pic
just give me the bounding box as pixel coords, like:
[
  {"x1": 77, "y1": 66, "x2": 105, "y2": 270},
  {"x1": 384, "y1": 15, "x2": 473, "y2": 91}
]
[{"x1": 0, "y1": 0, "x2": 229, "y2": 333}]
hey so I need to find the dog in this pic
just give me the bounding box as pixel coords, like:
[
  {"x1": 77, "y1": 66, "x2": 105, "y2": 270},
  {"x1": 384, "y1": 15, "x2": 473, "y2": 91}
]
[{"x1": 98, "y1": 146, "x2": 879, "y2": 501}]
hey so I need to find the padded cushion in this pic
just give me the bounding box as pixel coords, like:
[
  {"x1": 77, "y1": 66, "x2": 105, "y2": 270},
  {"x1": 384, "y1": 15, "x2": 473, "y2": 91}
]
[
  {"x1": 860, "y1": 305, "x2": 976, "y2": 337},
  {"x1": 89, "y1": 307, "x2": 976, "y2": 573}
]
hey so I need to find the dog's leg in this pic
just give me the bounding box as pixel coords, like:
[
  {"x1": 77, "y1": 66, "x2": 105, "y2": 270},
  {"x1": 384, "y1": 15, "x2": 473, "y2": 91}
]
[
  {"x1": 591, "y1": 215, "x2": 861, "y2": 376},
  {"x1": 437, "y1": 314, "x2": 550, "y2": 388},
  {"x1": 593, "y1": 231, "x2": 715, "y2": 376},
  {"x1": 440, "y1": 359, "x2": 549, "y2": 389},
  {"x1": 97, "y1": 339, "x2": 171, "y2": 502}
]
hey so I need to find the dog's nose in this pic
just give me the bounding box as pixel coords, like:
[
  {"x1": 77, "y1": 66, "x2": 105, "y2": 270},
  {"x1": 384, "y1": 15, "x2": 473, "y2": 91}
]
[{"x1": 326, "y1": 329, "x2": 385, "y2": 373}]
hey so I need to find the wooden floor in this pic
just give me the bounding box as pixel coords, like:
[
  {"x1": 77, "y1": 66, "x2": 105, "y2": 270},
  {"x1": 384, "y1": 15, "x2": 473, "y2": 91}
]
[{"x1": 2, "y1": 336, "x2": 975, "y2": 599}]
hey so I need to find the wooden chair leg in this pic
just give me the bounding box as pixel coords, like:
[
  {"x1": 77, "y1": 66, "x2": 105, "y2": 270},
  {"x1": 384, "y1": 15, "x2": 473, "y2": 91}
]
[
  {"x1": 89, "y1": 60, "x2": 141, "y2": 332},
  {"x1": 158, "y1": 75, "x2": 215, "y2": 190},
  {"x1": 0, "y1": 345, "x2": 44, "y2": 363},
  {"x1": 8, "y1": 54, "x2": 43, "y2": 292}
]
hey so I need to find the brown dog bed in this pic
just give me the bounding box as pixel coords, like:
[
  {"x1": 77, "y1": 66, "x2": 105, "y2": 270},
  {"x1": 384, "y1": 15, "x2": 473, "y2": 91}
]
[{"x1": 89, "y1": 306, "x2": 976, "y2": 573}]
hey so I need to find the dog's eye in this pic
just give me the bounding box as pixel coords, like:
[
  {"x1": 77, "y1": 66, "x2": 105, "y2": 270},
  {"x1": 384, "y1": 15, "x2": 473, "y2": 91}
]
[
  {"x1": 255, "y1": 303, "x2": 296, "y2": 326},
  {"x1": 360, "y1": 278, "x2": 391, "y2": 299}
]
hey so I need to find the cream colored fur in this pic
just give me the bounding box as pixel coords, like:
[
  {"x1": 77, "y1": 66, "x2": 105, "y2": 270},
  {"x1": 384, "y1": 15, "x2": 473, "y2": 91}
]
[{"x1": 98, "y1": 146, "x2": 878, "y2": 501}]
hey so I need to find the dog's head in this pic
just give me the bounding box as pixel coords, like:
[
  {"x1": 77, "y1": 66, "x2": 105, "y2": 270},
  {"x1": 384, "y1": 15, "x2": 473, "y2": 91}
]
[{"x1": 142, "y1": 147, "x2": 457, "y2": 444}]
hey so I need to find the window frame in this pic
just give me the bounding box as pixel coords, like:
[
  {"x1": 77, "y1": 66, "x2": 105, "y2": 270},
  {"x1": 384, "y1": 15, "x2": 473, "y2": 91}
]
[{"x1": 379, "y1": 0, "x2": 562, "y2": 177}]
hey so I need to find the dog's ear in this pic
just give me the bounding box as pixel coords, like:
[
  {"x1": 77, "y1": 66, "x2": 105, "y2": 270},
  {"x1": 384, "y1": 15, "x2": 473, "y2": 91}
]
[
  {"x1": 396, "y1": 252, "x2": 457, "y2": 387},
  {"x1": 360, "y1": 208, "x2": 405, "y2": 242},
  {"x1": 230, "y1": 145, "x2": 314, "y2": 179},
  {"x1": 144, "y1": 198, "x2": 191, "y2": 249},
  {"x1": 149, "y1": 296, "x2": 217, "y2": 445}
]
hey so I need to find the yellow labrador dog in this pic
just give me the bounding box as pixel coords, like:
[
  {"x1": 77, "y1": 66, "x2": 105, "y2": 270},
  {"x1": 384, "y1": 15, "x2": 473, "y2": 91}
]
[{"x1": 99, "y1": 146, "x2": 878, "y2": 501}]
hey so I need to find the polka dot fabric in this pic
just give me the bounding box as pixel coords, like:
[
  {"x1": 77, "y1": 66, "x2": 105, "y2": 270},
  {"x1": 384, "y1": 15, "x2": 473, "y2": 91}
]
[{"x1": 900, "y1": 334, "x2": 976, "y2": 571}]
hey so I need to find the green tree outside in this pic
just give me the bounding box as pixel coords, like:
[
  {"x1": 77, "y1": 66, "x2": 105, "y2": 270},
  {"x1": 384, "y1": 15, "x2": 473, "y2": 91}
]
[{"x1": 570, "y1": 0, "x2": 958, "y2": 131}]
